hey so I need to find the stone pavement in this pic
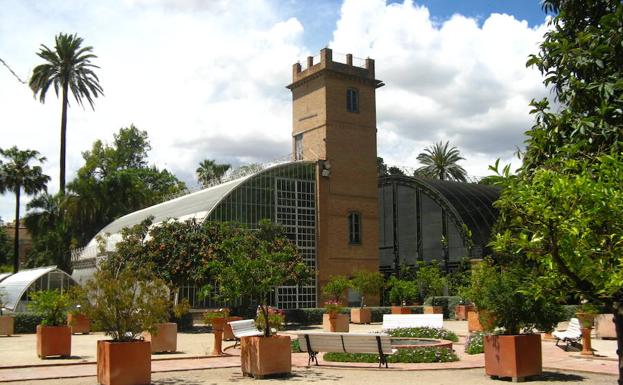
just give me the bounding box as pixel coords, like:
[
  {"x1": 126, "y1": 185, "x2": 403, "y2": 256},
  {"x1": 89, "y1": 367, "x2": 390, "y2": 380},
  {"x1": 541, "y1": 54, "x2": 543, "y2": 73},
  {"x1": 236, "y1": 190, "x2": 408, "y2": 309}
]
[{"x1": 0, "y1": 321, "x2": 618, "y2": 383}]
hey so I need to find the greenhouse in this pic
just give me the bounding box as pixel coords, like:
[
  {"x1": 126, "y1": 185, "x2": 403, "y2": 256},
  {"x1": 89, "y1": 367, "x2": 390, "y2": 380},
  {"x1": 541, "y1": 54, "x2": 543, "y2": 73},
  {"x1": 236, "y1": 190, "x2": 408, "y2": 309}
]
[
  {"x1": 0, "y1": 266, "x2": 76, "y2": 312},
  {"x1": 72, "y1": 160, "x2": 317, "y2": 309},
  {"x1": 378, "y1": 175, "x2": 499, "y2": 274}
]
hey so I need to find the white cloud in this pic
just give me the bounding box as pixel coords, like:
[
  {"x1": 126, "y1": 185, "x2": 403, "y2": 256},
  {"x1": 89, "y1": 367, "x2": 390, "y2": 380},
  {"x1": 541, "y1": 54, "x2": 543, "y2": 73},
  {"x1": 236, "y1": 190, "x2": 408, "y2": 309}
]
[
  {"x1": 0, "y1": 0, "x2": 549, "y2": 221},
  {"x1": 330, "y1": 0, "x2": 549, "y2": 177}
]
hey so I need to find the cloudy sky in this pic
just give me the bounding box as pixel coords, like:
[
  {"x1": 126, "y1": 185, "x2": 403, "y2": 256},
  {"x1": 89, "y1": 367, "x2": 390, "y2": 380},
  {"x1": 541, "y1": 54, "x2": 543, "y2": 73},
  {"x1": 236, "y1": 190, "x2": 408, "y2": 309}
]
[{"x1": 0, "y1": 0, "x2": 552, "y2": 222}]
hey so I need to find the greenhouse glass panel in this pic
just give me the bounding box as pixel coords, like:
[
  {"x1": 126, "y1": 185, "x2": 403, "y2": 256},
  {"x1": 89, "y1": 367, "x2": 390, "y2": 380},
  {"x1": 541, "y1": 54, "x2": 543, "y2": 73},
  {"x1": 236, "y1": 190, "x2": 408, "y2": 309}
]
[{"x1": 420, "y1": 192, "x2": 443, "y2": 262}]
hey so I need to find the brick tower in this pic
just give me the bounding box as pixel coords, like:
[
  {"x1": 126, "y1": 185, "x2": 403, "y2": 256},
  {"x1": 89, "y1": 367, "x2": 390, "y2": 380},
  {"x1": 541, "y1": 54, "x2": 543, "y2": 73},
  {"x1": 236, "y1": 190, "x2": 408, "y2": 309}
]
[{"x1": 287, "y1": 48, "x2": 383, "y2": 305}]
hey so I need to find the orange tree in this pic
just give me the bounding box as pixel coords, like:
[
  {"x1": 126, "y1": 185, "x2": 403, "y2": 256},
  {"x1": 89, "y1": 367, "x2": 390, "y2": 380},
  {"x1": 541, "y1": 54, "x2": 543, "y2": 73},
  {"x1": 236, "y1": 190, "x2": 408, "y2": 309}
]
[{"x1": 204, "y1": 219, "x2": 309, "y2": 337}]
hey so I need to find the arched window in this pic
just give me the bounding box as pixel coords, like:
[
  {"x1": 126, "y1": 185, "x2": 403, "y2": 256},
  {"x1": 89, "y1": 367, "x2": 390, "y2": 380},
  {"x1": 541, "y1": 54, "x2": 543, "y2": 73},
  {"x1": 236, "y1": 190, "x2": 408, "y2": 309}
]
[
  {"x1": 346, "y1": 88, "x2": 359, "y2": 113},
  {"x1": 348, "y1": 211, "x2": 361, "y2": 244}
]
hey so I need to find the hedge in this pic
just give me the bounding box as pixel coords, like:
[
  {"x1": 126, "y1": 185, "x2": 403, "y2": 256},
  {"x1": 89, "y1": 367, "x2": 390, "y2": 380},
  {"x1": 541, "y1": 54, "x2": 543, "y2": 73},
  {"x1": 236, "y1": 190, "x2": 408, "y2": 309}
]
[
  {"x1": 423, "y1": 296, "x2": 462, "y2": 319},
  {"x1": 324, "y1": 347, "x2": 458, "y2": 363},
  {"x1": 14, "y1": 313, "x2": 43, "y2": 334},
  {"x1": 284, "y1": 306, "x2": 424, "y2": 325}
]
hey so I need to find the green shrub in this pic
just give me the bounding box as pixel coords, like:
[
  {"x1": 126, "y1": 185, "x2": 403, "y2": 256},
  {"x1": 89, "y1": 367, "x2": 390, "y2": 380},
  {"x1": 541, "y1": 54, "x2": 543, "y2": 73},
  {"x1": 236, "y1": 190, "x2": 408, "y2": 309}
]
[
  {"x1": 171, "y1": 312, "x2": 194, "y2": 331},
  {"x1": 291, "y1": 339, "x2": 301, "y2": 353},
  {"x1": 14, "y1": 313, "x2": 43, "y2": 333},
  {"x1": 323, "y1": 347, "x2": 458, "y2": 363},
  {"x1": 322, "y1": 275, "x2": 351, "y2": 303},
  {"x1": 387, "y1": 327, "x2": 459, "y2": 342},
  {"x1": 255, "y1": 313, "x2": 285, "y2": 331},
  {"x1": 28, "y1": 290, "x2": 71, "y2": 326},
  {"x1": 465, "y1": 332, "x2": 484, "y2": 354},
  {"x1": 387, "y1": 277, "x2": 420, "y2": 305}
]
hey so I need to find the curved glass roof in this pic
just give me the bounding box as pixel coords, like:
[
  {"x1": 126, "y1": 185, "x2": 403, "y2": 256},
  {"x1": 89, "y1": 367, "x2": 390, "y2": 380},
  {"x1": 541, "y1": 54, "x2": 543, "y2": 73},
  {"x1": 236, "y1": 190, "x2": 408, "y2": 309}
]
[
  {"x1": 76, "y1": 161, "x2": 313, "y2": 259},
  {"x1": 380, "y1": 175, "x2": 500, "y2": 248},
  {"x1": 0, "y1": 266, "x2": 76, "y2": 311},
  {"x1": 0, "y1": 272, "x2": 12, "y2": 283}
]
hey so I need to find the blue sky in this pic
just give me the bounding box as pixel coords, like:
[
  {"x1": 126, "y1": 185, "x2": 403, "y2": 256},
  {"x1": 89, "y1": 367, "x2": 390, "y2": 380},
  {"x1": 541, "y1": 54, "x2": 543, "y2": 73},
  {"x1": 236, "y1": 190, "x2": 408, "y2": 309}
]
[{"x1": 0, "y1": 0, "x2": 551, "y2": 222}]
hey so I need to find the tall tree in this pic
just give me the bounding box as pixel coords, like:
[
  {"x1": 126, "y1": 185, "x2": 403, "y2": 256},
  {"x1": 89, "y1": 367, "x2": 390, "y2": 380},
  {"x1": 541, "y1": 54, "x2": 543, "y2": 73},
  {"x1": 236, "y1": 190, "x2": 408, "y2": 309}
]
[
  {"x1": 196, "y1": 159, "x2": 231, "y2": 187},
  {"x1": 0, "y1": 147, "x2": 50, "y2": 273},
  {"x1": 377, "y1": 157, "x2": 389, "y2": 177},
  {"x1": 29, "y1": 33, "x2": 103, "y2": 194},
  {"x1": 0, "y1": 218, "x2": 12, "y2": 267},
  {"x1": 492, "y1": 1, "x2": 623, "y2": 382},
  {"x1": 415, "y1": 141, "x2": 467, "y2": 182}
]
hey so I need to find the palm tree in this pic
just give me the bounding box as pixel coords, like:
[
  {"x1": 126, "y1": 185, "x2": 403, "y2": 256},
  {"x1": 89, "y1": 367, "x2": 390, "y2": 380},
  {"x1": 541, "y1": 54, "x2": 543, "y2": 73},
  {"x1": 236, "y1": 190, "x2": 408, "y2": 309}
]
[
  {"x1": 415, "y1": 141, "x2": 468, "y2": 182},
  {"x1": 29, "y1": 33, "x2": 103, "y2": 194},
  {"x1": 196, "y1": 159, "x2": 231, "y2": 187},
  {"x1": 0, "y1": 147, "x2": 51, "y2": 273}
]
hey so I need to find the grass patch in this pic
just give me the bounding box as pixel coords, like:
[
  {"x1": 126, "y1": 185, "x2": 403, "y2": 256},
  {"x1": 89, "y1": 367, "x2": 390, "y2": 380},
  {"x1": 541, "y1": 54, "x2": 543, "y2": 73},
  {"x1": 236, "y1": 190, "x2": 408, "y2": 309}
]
[
  {"x1": 387, "y1": 327, "x2": 459, "y2": 342},
  {"x1": 324, "y1": 347, "x2": 458, "y2": 363},
  {"x1": 291, "y1": 338, "x2": 301, "y2": 353}
]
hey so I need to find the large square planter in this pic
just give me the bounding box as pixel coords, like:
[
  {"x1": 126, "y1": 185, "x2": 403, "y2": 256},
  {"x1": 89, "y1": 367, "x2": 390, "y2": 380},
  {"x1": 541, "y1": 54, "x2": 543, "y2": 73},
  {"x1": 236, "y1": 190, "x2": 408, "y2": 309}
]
[
  {"x1": 424, "y1": 306, "x2": 443, "y2": 315},
  {"x1": 67, "y1": 313, "x2": 91, "y2": 334},
  {"x1": 484, "y1": 334, "x2": 542, "y2": 382},
  {"x1": 455, "y1": 304, "x2": 474, "y2": 321},
  {"x1": 142, "y1": 322, "x2": 177, "y2": 353},
  {"x1": 0, "y1": 315, "x2": 14, "y2": 336},
  {"x1": 391, "y1": 306, "x2": 411, "y2": 314},
  {"x1": 224, "y1": 316, "x2": 243, "y2": 340},
  {"x1": 36, "y1": 325, "x2": 71, "y2": 358},
  {"x1": 350, "y1": 308, "x2": 371, "y2": 324},
  {"x1": 595, "y1": 314, "x2": 616, "y2": 339},
  {"x1": 467, "y1": 310, "x2": 483, "y2": 332},
  {"x1": 240, "y1": 335, "x2": 291, "y2": 378},
  {"x1": 97, "y1": 340, "x2": 151, "y2": 385},
  {"x1": 322, "y1": 314, "x2": 349, "y2": 332}
]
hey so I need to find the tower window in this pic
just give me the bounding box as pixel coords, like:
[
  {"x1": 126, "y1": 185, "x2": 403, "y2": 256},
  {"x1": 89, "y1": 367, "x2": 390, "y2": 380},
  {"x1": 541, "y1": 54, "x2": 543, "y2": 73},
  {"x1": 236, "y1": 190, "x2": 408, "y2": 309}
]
[
  {"x1": 346, "y1": 88, "x2": 359, "y2": 113},
  {"x1": 348, "y1": 211, "x2": 361, "y2": 244},
  {"x1": 294, "y1": 134, "x2": 303, "y2": 160}
]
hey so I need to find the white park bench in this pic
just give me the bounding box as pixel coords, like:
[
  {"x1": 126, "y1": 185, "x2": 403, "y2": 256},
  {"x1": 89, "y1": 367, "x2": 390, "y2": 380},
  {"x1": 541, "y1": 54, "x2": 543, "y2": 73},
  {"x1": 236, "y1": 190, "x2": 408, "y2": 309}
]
[
  {"x1": 296, "y1": 332, "x2": 395, "y2": 368},
  {"x1": 382, "y1": 314, "x2": 444, "y2": 331},
  {"x1": 552, "y1": 318, "x2": 582, "y2": 351},
  {"x1": 228, "y1": 319, "x2": 263, "y2": 347}
]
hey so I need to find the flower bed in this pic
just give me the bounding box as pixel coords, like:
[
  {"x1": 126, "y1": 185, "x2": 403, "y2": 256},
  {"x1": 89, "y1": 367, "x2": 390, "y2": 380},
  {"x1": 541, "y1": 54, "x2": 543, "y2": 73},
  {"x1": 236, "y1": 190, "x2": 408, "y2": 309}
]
[
  {"x1": 323, "y1": 347, "x2": 458, "y2": 363},
  {"x1": 387, "y1": 327, "x2": 459, "y2": 342}
]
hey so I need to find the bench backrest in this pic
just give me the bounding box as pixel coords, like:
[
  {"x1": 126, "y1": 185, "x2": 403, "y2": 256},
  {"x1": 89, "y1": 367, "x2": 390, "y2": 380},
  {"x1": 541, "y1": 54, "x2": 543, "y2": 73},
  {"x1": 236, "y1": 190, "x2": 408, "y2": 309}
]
[
  {"x1": 566, "y1": 318, "x2": 582, "y2": 337},
  {"x1": 297, "y1": 332, "x2": 393, "y2": 355},
  {"x1": 382, "y1": 314, "x2": 443, "y2": 330},
  {"x1": 228, "y1": 319, "x2": 262, "y2": 338}
]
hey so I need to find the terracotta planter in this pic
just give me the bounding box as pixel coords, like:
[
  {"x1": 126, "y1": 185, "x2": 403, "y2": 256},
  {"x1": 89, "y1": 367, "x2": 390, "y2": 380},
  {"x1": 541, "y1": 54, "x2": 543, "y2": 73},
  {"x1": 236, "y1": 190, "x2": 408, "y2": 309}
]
[
  {"x1": 240, "y1": 335, "x2": 291, "y2": 378},
  {"x1": 576, "y1": 312, "x2": 596, "y2": 328},
  {"x1": 484, "y1": 334, "x2": 542, "y2": 382},
  {"x1": 595, "y1": 313, "x2": 616, "y2": 339},
  {"x1": 210, "y1": 317, "x2": 227, "y2": 356},
  {"x1": 350, "y1": 308, "x2": 371, "y2": 324},
  {"x1": 322, "y1": 313, "x2": 349, "y2": 332},
  {"x1": 468, "y1": 310, "x2": 494, "y2": 332},
  {"x1": 424, "y1": 306, "x2": 443, "y2": 315},
  {"x1": 143, "y1": 322, "x2": 177, "y2": 353},
  {"x1": 67, "y1": 313, "x2": 91, "y2": 334},
  {"x1": 455, "y1": 304, "x2": 474, "y2": 321},
  {"x1": 391, "y1": 306, "x2": 411, "y2": 314},
  {"x1": 36, "y1": 325, "x2": 71, "y2": 358},
  {"x1": 97, "y1": 340, "x2": 151, "y2": 385},
  {"x1": 0, "y1": 315, "x2": 14, "y2": 336},
  {"x1": 224, "y1": 316, "x2": 243, "y2": 340}
]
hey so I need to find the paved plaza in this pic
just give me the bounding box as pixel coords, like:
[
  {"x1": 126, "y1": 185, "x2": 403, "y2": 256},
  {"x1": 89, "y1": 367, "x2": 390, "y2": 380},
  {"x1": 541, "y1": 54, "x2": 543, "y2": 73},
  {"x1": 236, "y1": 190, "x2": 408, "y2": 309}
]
[{"x1": 0, "y1": 321, "x2": 618, "y2": 384}]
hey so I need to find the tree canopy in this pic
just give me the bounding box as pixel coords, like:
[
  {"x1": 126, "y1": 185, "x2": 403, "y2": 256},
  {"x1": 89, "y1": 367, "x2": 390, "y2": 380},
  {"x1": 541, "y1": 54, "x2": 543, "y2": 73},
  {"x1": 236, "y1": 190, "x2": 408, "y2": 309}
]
[
  {"x1": 415, "y1": 141, "x2": 467, "y2": 182},
  {"x1": 196, "y1": 159, "x2": 231, "y2": 187}
]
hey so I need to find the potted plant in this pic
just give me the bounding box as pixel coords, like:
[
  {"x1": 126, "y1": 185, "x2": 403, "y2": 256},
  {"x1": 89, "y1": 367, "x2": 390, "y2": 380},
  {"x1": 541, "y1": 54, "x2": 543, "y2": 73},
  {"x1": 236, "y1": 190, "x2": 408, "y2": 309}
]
[
  {"x1": 416, "y1": 262, "x2": 446, "y2": 314},
  {"x1": 466, "y1": 260, "x2": 564, "y2": 382},
  {"x1": 80, "y1": 260, "x2": 169, "y2": 385},
  {"x1": 321, "y1": 275, "x2": 350, "y2": 332},
  {"x1": 425, "y1": 297, "x2": 447, "y2": 316},
  {"x1": 455, "y1": 299, "x2": 475, "y2": 321},
  {"x1": 143, "y1": 298, "x2": 190, "y2": 354},
  {"x1": 0, "y1": 289, "x2": 14, "y2": 337},
  {"x1": 203, "y1": 220, "x2": 309, "y2": 378},
  {"x1": 29, "y1": 289, "x2": 72, "y2": 358},
  {"x1": 203, "y1": 308, "x2": 230, "y2": 356},
  {"x1": 387, "y1": 277, "x2": 419, "y2": 314},
  {"x1": 349, "y1": 270, "x2": 384, "y2": 324}
]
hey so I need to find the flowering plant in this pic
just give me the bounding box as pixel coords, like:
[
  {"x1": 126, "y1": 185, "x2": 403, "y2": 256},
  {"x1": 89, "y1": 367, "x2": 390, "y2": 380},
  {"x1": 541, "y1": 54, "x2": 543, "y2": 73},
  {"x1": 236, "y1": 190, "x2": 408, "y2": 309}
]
[
  {"x1": 203, "y1": 308, "x2": 230, "y2": 325},
  {"x1": 324, "y1": 300, "x2": 342, "y2": 316}
]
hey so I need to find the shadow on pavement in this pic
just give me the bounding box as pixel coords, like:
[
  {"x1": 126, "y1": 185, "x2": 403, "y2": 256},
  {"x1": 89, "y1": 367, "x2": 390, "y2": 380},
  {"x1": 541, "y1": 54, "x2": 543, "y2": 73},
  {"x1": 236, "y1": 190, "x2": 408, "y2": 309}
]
[{"x1": 533, "y1": 371, "x2": 587, "y2": 382}]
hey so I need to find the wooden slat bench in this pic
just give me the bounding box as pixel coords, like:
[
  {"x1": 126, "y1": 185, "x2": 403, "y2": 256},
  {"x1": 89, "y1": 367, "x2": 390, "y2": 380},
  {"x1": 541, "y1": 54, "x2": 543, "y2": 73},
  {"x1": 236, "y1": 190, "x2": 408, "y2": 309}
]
[
  {"x1": 382, "y1": 314, "x2": 443, "y2": 330},
  {"x1": 228, "y1": 319, "x2": 263, "y2": 347},
  {"x1": 296, "y1": 332, "x2": 395, "y2": 368}
]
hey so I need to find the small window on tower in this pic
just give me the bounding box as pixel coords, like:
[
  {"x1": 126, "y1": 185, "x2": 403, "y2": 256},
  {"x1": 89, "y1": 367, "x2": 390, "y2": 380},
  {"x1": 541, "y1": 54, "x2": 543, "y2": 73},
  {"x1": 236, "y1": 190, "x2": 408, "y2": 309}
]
[
  {"x1": 294, "y1": 134, "x2": 303, "y2": 160},
  {"x1": 348, "y1": 211, "x2": 361, "y2": 244},
  {"x1": 346, "y1": 88, "x2": 359, "y2": 113}
]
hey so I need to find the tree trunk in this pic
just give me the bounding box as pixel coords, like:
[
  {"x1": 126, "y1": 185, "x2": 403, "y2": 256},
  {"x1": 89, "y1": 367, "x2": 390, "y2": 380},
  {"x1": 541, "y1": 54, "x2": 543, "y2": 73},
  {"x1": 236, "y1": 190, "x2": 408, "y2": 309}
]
[
  {"x1": 12, "y1": 187, "x2": 20, "y2": 273},
  {"x1": 59, "y1": 81, "x2": 69, "y2": 194},
  {"x1": 614, "y1": 301, "x2": 623, "y2": 385},
  {"x1": 261, "y1": 304, "x2": 270, "y2": 337}
]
